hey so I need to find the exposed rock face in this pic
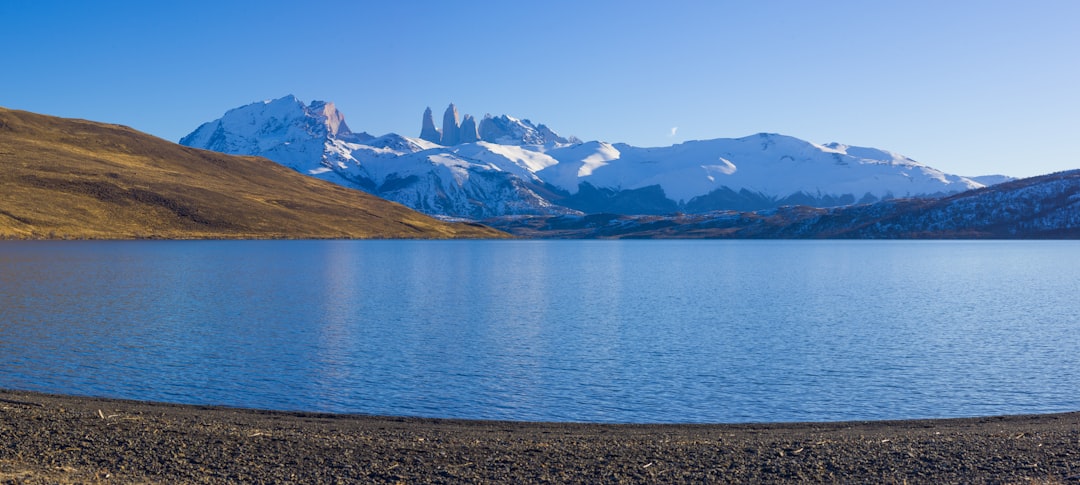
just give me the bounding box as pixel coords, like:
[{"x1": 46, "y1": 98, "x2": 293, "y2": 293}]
[
  {"x1": 441, "y1": 104, "x2": 461, "y2": 146},
  {"x1": 418, "y1": 103, "x2": 575, "y2": 146},
  {"x1": 460, "y1": 114, "x2": 479, "y2": 143},
  {"x1": 419, "y1": 107, "x2": 441, "y2": 144},
  {"x1": 536, "y1": 123, "x2": 572, "y2": 145},
  {"x1": 308, "y1": 100, "x2": 349, "y2": 138},
  {"x1": 478, "y1": 115, "x2": 510, "y2": 144}
]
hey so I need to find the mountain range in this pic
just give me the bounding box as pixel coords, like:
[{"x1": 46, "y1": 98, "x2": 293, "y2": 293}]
[
  {"x1": 3, "y1": 102, "x2": 1075, "y2": 240},
  {"x1": 0, "y1": 107, "x2": 504, "y2": 239},
  {"x1": 181, "y1": 96, "x2": 1003, "y2": 219},
  {"x1": 485, "y1": 170, "x2": 1080, "y2": 239}
]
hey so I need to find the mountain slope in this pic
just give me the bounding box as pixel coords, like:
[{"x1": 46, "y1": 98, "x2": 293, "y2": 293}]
[
  {"x1": 180, "y1": 97, "x2": 577, "y2": 219},
  {"x1": 832, "y1": 170, "x2": 1080, "y2": 238},
  {"x1": 181, "y1": 96, "x2": 987, "y2": 219},
  {"x1": 484, "y1": 170, "x2": 1080, "y2": 239},
  {"x1": 0, "y1": 107, "x2": 506, "y2": 239}
]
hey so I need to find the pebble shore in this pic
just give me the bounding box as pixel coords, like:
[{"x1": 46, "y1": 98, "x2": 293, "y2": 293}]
[{"x1": 2, "y1": 389, "x2": 1079, "y2": 484}]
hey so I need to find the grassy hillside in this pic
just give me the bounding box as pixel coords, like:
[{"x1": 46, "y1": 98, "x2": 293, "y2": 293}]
[{"x1": 0, "y1": 107, "x2": 506, "y2": 239}]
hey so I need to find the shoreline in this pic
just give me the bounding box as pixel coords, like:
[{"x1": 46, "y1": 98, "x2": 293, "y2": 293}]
[{"x1": 3, "y1": 389, "x2": 1079, "y2": 483}]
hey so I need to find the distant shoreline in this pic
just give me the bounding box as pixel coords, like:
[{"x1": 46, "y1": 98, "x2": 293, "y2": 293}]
[{"x1": 2, "y1": 389, "x2": 1078, "y2": 483}]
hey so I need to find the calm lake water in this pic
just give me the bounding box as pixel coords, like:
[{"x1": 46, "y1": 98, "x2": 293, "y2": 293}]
[{"x1": 1, "y1": 240, "x2": 1078, "y2": 423}]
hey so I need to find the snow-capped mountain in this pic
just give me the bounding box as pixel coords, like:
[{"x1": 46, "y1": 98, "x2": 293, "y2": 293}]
[
  {"x1": 180, "y1": 95, "x2": 992, "y2": 219},
  {"x1": 180, "y1": 95, "x2": 374, "y2": 173}
]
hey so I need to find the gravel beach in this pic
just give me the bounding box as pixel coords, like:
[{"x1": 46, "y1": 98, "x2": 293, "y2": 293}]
[{"x1": 2, "y1": 389, "x2": 1079, "y2": 484}]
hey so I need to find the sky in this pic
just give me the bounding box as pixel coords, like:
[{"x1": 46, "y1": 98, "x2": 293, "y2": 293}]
[{"x1": 2, "y1": 0, "x2": 1078, "y2": 178}]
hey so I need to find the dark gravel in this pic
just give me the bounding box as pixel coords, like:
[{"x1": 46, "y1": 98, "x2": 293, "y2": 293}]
[{"x1": 2, "y1": 389, "x2": 1079, "y2": 484}]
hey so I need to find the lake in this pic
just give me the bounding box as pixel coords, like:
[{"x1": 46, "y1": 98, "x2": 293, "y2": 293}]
[{"x1": 1, "y1": 240, "x2": 1078, "y2": 423}]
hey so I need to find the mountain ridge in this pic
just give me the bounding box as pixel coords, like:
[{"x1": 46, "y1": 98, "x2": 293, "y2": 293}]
[
  {"x1": 180, "y1": 95, "x2": 1002, "y2": 219},
  {"x1": 483, "y1": 170, "x2": 1080, "y2": 239}
]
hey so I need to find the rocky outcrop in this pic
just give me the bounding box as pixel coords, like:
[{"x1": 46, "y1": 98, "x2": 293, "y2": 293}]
[
  {"x1": 419, "y1": 107, "x2": 441, "y2": 144},
  {"x1": 419, "y1": 103, "x2": 575, "y2": 146},
  {"x1": 536, "y1": 123, "x2": 573, "y2": 145},
  {"x1": 441, "y1": 104, "x2": 461, "y2": 146},
  {"x1": 460, "y1": 114, "x2": 479, "y2": 143},
  {"x1": 308, "y1": 100, "x2": 349, "y2": 138}
]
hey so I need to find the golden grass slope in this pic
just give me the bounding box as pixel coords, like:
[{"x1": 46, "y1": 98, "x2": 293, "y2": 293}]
[{"x1": 0, "y1": 107, "x2": 507, "y2": 239}]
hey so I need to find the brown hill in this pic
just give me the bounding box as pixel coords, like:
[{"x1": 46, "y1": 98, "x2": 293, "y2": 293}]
[{"x1": 0, "y1": 107, "x2": 506, "y2": 239}]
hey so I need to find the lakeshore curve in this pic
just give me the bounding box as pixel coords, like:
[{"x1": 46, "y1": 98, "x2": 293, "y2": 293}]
[{"x1": 2, "y1": 389, "x2": 1078, "y2": 484}]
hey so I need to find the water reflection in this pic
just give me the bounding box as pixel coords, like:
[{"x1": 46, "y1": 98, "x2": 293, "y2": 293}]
[{"x1": 1, "y1": 240, "x2": 1078, "y2": 423}]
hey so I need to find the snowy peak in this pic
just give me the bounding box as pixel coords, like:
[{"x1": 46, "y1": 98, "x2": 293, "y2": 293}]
[
  {"x1": 478, "y1": 114, "x2": 576, "y2": 146},
  {"x1": 179, "y1": 95, "x2": 371, "y2": 154},
  {"x1": 821, "y1": 141, "x2": 916, "y2": 165},
  {"x1": 362, "y1": 132, "x2": 432, "y2": 153},
  {"x1": 549, "y1": 133, "x2": 984, "y2": 205},
  {"x1": 178, "y1": 95, "x2": 374, "y2": 174}
]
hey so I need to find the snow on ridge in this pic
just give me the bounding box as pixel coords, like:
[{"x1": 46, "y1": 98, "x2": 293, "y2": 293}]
[
  {"x1": 180, "y1": 96, "x2": 994, "y2": 218},
  {"x1": 453, "y1": 142, "x2": 558, "y2": 180},
  {"x1": 968, "y1": 174, "x2": 1016, "y2": 186},
  {"x1": 535, "y1": 134, "x2": 982, "y2": 202},
  {"x1": 538, "y1": 141, "x2": 622, "y2": 191}
]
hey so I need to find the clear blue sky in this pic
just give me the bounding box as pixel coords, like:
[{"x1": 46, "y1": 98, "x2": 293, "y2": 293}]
[{"x1": 2, "y1": 0, "x2": 1077, "y2": 178}]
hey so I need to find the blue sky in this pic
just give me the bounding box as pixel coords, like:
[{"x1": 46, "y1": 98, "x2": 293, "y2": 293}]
[{"x1": 2, "y1": 0, "x2": 1077, "y2": 178}]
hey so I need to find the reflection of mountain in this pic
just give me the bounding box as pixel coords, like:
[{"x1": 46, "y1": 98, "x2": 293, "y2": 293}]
[
  {"x1": 312, "y1": 242, "x2": 363, "y2": 384},
  {"x1": 182, "y1": 95, "x2": 992, "y2": 219},
  {"x1": 484, "y1": 170, "x2": 1080, "y2": 239}
]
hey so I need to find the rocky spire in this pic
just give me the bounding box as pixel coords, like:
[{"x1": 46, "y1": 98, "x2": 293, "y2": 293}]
[
  {"x1": 441, "y1": 103, "x2": 461, "y2": 146},
  {"x1": 459, "y1": 114, "x2": 479, "y2": 143},
  {"x1": 419, "y1": 107, "x2": 441, "y2": 144}
]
